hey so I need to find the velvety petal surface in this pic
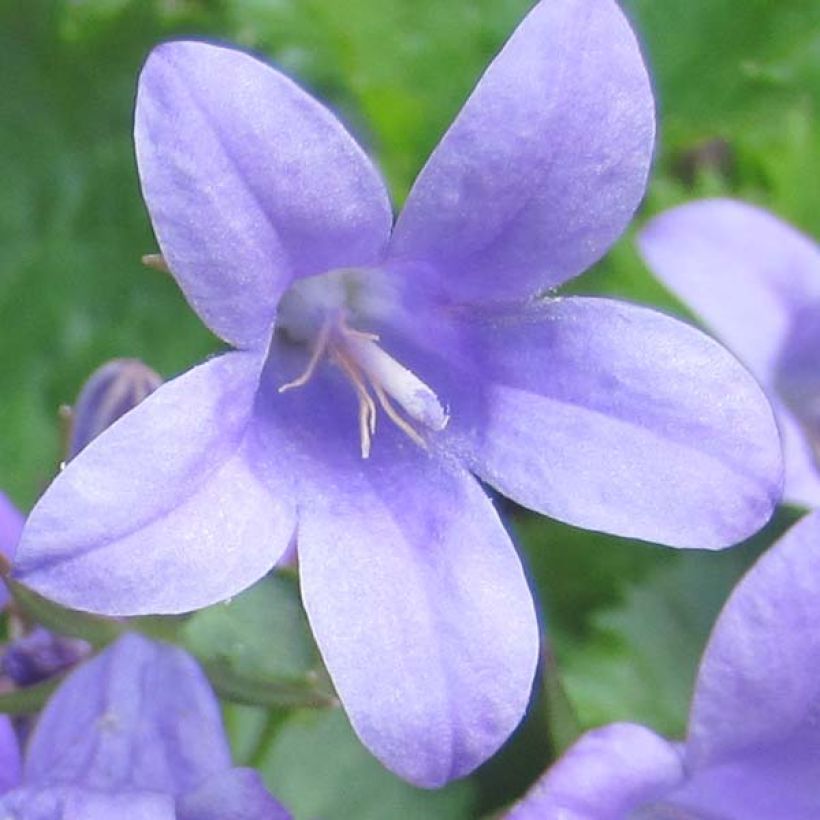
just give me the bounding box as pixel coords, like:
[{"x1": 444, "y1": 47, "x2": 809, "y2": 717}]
[
  {"x1": 0, "y1": 715, "x2": 21, "y2": 794},
  {"x1": 177, "y1": 768, "x2": 291, "y2": 820},
  {"x1": 14, "y1": 353, "x2": 296, "y2": 615},
  {"x1": 506, "y1": 723, "x2": 685, "y2": 819},
  {"x1": 390, "y1": 0, "x2": 654, "y2": 302},
  {"x1": 0, "y1": 786, "x2": 175, "y2": 820},
  {"x1": 25, "y1": 633, "x2": 231, "y2": 794},
  {"x1": 136, "y1": 40, "x2": 392, "y2": 349},
  {"x1": 439, "y1": 298, "x2": 782, "y2": 548},
  {"x1": 687, "y1": 510, "x2": 820, "y2": 769},
  {"x1": 252, "y1": 346, "x2": 539, "y2": 788},
  {"x1": 638, "y1": 198, "x2": 820, "y2": 384},
  {"x1": 0, "y1": 491, "x2": 23, "y2": 609}
]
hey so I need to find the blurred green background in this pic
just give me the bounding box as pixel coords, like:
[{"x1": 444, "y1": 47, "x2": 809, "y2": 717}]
[{"x1": 0, "y1": 0, "x2": 817, "y2": 817}]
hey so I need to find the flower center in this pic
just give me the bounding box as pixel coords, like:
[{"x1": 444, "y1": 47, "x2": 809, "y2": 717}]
[{"x1": 275, "y1": 270, "x2": 448, "y2": 458}]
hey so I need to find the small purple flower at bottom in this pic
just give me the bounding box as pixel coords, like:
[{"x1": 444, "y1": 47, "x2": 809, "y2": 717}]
[
  {"x1": 639, "y1": 199, "x2": 820, "y2": 508},
  {"x1": 14, "y1": 0, "x2": 782, "y2": 787},
  {"x1": 0, "y1": 633, "x2": 289, "y2": 819},
  {"x1": 507, "y1": 510, "x2": 820, "y2": 819}
]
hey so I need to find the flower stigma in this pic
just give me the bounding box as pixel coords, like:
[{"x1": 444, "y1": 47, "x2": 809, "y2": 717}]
[{"x1": 276, "y1": 269, "x2": 448, "y2": 458}]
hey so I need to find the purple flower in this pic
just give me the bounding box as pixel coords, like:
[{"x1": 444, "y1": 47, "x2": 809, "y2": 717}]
[
  {"x1": 1, "y1": 627, "x2": 89, "y2": 688},
  {"x1": 0, "y1": 492, "x2": 24, "y2": 609},
  {"x1": 639, "y1": 198, "x2": 820, "y2": 508},
  {"x1": 14, "y1": 0, "x2": 782, "y2": 786},
  {"x1": 506, "y1": 510, "x2": 820, "y2": 819},
  {"x1": 0, "y1": 633, "x2": 289, "y2": 819}
]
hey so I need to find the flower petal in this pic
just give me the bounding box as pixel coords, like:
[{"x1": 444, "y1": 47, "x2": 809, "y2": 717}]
[
  {"x1": 687, "y1": 510, "x2": 820, "y2": 769},
  {"x1": 772, "y1": 401, "x2": 820, "y2": 509},
  {"x1": 136, "y1": 41, "x2": 393, "y2": 349},
  {"x1": 253, "y1": 344, "x2": 538, "y2": 787},
  {"x1": 299, "y1": 462, "x2": 538, "y2": 787},
  {"x1": 14, "y1": 353, "x2": 296, "y2": 615},
  {"x1": 25, "y1": 634, "x2": 230, "y2": 794},
  {"x1": 390, "y1": 0, "x2": 654, "y2": 302},
  {"x1": 0, "y1": 491, "x2": 23, "y2": 562},
  {"x1": 0, "y1": 716, "x2": 21, "y2": 794},
  {"x1": 441, "y1": 298, "x2": 782, "y2": 548},
  {"x1": 0, "y1": 787, "x2": 175, "y2": 819},
  {"x1": 506, "y1": 723, "x2": 684, "y2": 819},
  {"x1": 177, "y1": 768, "x2": 291, "y2": 820},
  {"x1": 638, "y1": 199, "x2": 820, "y2": 384}
]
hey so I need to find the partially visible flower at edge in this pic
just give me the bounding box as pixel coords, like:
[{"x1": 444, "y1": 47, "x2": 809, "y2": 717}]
[
  {"x1": 639, "y1": 198, "x2": 820, "y2": 508},
  {"x1": 505, "y1": 510, "x2": 820, "y2": 819},
  {"x1": 0, "y1": 492, "x2": 24, "y2": 609},
  {"x1": 0, "y1": 632, "x2": 289, "y2": 819},
  {"x1": 14, "y1": 0, "x2": 782, "y2": 787}
]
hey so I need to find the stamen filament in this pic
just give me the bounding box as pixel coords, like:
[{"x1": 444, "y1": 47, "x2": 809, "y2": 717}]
[
  {"x1": 279, "y1": 320, "x2": 332, "y2": 393},
  {"x1": 370, "y1": 382, "x2": 427, "y2": 450},
  {"x1": 333, "y1": 350, "x2": 377, "y2": 458}
]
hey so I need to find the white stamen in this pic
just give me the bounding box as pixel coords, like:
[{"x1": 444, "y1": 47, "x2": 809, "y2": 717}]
[{"x1": 345, "y1": 336, "x2": 449, "y2": 432}]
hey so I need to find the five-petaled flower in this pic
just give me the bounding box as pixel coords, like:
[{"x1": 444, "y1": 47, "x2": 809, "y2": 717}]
[
  {"x1": 640, "y1": 198, "x2": 820, "y2": 508},
  {"x1": 506, "y1": 510, "x2": 820, "y2": 819},
  {"x1": 0, "y1": 633, "x2": 289, "y2": 818},
  {"x1": 14, "y1": 0, "x2": 782, "y2": 787}
]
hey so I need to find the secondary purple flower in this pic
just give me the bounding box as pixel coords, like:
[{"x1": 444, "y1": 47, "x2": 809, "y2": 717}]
[
  {"x1": 0, "y1": 492, "x2": 24, "y2": 609},
  {"x1": 67, "y1": 358, "x2": 163, "y2": 458},
  {"x1": 0, "y1": 633, "x2": 289, "y2": 819},
  {"x1": 14, "y1": 0, "x2": 781, "y2": 786},
  {"x1": 506, "y1": 510, "x2": 820, "y2": 819},
  {"x1": 639, "y1": 198, "x2": 820, "y2": 508},
  {"x1": 1, "y1": 627, "x2": 89, "y2": 688}
]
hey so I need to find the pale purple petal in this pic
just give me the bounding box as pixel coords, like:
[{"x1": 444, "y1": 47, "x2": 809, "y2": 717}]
[
  {"x1": 136, "y1": 41, "x2": 392, "y2": 349},
  {"x1": 687, "y1": 510, "x2": 820, "y2": 768},
  {"x1": 177, "y1": 768, "x2": 291, "y2": 820},
  {"x1": 440, "y1": 298, "x2": 782, "y2": 548},
  {"x1": 252, "y1": 346, "x2": 538, "y2": 787},
  {"x1": 638, "y1": 198, "x2": 820, "y2": 385},
  {"x1": 0, "y1": 491, "x2": 23, "y2": 563},
  {"x1": 664, "y1": 737, "x2": 820, "y2": 819},
  {"x1": 771, "y1": 402, "x2": 820, "y2": 508},
  {"x1": 25, "y1": 633, "x2": 231, "y2": 793},
  {"x1": 0, "y1": 716, "x2": 21, "y2": 794},
  {"x1": 390, "y1": 0, "x2": 654, "y2": 302},
  {"x1": 0, "y1": 786, "x2": 175, "y2": 819},
  {"x1": 14, "y1": 353, "x2": 296, "y2": 615},
  {"x1": 0, "y1": 491, "x2": 24, "y2": 609},
  {"x1": 299, "y1": 465, "x2": 537, "y2": 788},
  {"x1": 506, "y1": 724, "x2": 684, "y2": 819}
]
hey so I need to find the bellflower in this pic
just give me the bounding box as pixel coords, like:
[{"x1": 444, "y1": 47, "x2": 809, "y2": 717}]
[
  {"x1": 506, "y1": 510, "x2": 820, "y2": 819},
  {"x1": 639, "y1": 198, "x2": 820, "y2": 507},
  {"x1": 14, "y1": 0, "x2": 782, "y2": 786},
  {"x1": 0, "y1": 633, "x2": 289, "y2": 819}
]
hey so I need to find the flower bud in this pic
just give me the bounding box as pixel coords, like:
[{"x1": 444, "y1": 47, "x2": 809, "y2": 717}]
[
  {"x1": 1, "y1": 627, "x2": 90, "y2": 687},
  {"x1": 67, "y1": 359, "x2": 162, "y2": 459}
]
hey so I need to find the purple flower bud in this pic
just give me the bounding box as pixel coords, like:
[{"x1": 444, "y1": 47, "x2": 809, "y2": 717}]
[
  {"x1": 67, "y1": 358, "x2": 162, "y2": 459},
  {"x1": 1, "y1": 627, "x2": 90, "y2": 687}
]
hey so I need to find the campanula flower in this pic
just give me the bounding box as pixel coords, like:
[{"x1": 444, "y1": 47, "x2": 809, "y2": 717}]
[
  {"x1": 506, "y1": 510, "x2": 820, "y2": 819},
  {"x1": 14, "y1": 0, "x2": 782, "y2": 786},
  {"x1": 0, "y1": 492, "x2": 23, "y2": 608},
  {"x1": 0, "y1": 633, "x2": 289, "y2": 819},
  {"x1": 640, "y1": 198, "x2": 820, "y2": 507}
]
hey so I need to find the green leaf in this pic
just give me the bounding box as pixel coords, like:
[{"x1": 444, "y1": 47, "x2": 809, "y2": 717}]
[
  {"x1": 255, "y1": 708, "x2": 476, "y2": 820},
  {"x1": 8, "y1": 580, "x2": 122, "y2": 647},
  {"x1": 182, "y1": 573, "x2": 333, "y2": 709},
  {"x1": 0, "y1": 676, "x2": 61, "y2": 715}
]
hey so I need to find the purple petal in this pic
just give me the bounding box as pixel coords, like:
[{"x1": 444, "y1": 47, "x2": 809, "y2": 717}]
[
  {"x1": 442, "y1": 298, "x2": 782, "y2": 548},
  {"x1": 177, "y1": 768, "x2": 291, "y2": 820},
  {"x1": 0, "y1": 786, "x2": 175, "y2": 819},
  {"x1": 252, "y1": 344, "x2": 538, "y2": 787},
  {"x1": 664, "y1": 737, "x2": 820, "y2": 819},
  {"x1": 14, "y1": 353, "x2": 296, "y2": 615},
  {"x1": 0, "y1": 491, "x2": 23, "y2": 563},
  {"x1": 506, "y1": 723, "x2": 684, "y2": 819},
  {"x1": 136, "y1": 40, "x2": 392, "y2": 349},
  {"x1": 0, "y1": 716, "x2": 21, "y2": 793},
  {"x1": 0, "y1": 491, "x2": 24, "y2": 610},
  {"x1": 638, "y1": 199, "x2": 820, "y2": 386},
  {"x1": 299, "y1": 459, "x2": 538, "y2": 787},
  {"x1": 390, "y1": 0, "x2": 654, "y2": 302},
  {"x1": 25, "y1": 633, "x2": 231, "y2": 794},
  {"x1": 771, "y1": 401, "x2": 820, "y2": 509},
  {"x1": 687, "y1": 510, "x2": 820, "y2": 769}
]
